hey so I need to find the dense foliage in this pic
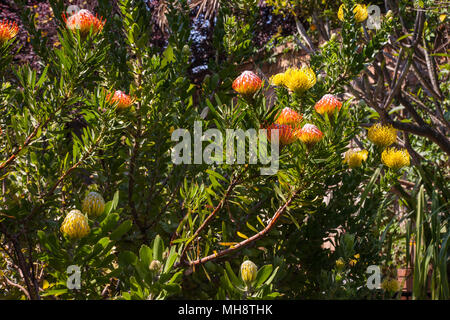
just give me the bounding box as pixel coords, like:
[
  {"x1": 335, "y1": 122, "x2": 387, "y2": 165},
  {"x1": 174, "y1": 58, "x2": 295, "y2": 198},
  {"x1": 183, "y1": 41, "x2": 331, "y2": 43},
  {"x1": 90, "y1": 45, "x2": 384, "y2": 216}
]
[{"x1": 0, "y1": 0, "x2": 448, "y2": 300}]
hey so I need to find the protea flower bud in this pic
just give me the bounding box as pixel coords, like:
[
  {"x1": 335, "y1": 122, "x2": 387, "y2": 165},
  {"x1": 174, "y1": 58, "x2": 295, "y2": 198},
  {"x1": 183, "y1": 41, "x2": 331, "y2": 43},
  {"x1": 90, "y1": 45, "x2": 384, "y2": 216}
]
[
  {"x1": 149, "y1": 260, "x2": 162, "y2": 272},
  {"x1": 329, "y1": 33, "x2": 338, "y2": 42},
  {"x1": 82, "y1": 191, "x2": 105, "y2": 217},
  {"x1": 335, "y1": 258, "x2": 345, "y2": 271},
  {"x1": 106, "y1": 90, "x2": 134, "y2": 110},
  {"x1": 240, "y1": 260, "x2": 257, "y2": 285},
  {"x1": 60, "y1": 209, "x2": 90, "y2": 240},
  {"x1": 381, "y1": 278, "x2": 401, "y2": 294},
  {"x1": 266, "y1": 123, "x2": 298, "y2": 145},
  {"x1": 232, "y1": 71, "x2": 262, "y2": 96},
  {"x1": 385, "y1": 10, "x2": 393, "y2": 20},
  {"x1": 64, "y1": 9, "x2": 105, "y2": 37},
  {"x1": 296, "y1": 123, "x2": 323, "y2": 148},
  {"x1": 275, "y1": 107, "x2": 303, "y2": 128},
  {"x1": 314, "y1": 94, "x2": 342, "y2": 116},
  {"x1": 0, "y1": 19, "x2": 19, "y2": 44}
]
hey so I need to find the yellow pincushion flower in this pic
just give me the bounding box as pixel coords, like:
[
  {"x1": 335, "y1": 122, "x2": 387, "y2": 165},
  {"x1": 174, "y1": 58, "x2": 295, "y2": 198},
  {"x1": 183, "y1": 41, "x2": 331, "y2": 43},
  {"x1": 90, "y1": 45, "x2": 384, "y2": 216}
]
[
  {"x1": 335, "y1": 258, "x2": 345, "y2": 271},
  {"x1": 82, "y1": 191, "x2": 105, "y2": 218},
  {"x1": 343, "y1": 149, "x2": 368, "y2": 168},
  {"x1": 338, "y1": 4, "x2": 368, "y2": 23},
  {"x1": 240, "y1": 260, "x2": 257, "y2": 285},
  {"x1": 60, "y1": 209, "x2": 90, "y2": 240},
  {"x1": 270, "y1": 73, "x2": 285, "y2": 86},
  {"x1": 381, "y1": 278, "x2": 401, "y2": 293},
  {"x1": 367, "y1": 123, "x2": 397, "y2": 148},
  {"x1": 282, "y1": 67, "x2": 316, "y2": 94},
  {"x1": 381, "y1": 148, "x2": 410, "y2": 170}
]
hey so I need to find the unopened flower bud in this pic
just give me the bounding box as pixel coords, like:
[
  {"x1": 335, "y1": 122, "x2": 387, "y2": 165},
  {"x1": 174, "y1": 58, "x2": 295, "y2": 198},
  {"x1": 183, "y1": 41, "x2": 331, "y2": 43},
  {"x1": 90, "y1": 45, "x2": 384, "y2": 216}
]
[
  {"x1": 149, "y1": 260, "x2": 162, "y2": 272},
  {"x1": 240, "y1": 260, "x2": 257, "y2": 285},
  {"x1": 385, "y1": 10, "x2": 393, "y2": 20},
  {"x1": 82, "y1": 191, "x2": 105, "y2": 218},
  {"x1": 60, "y1": 209, "x2": 90, "y2": 240},
  {"x1": 182, "y1": 44, "x2": 191, "y2": 56},
  {"x1": 329, "y1": 33, "x2": 337, "y2": 42}
]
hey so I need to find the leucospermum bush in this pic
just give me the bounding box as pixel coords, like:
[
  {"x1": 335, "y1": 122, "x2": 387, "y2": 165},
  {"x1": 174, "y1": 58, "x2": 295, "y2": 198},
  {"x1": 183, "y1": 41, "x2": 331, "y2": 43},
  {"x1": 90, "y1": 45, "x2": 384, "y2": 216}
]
[{"x1": 0, "y1": 0, "x2": 448, "y2": 301}]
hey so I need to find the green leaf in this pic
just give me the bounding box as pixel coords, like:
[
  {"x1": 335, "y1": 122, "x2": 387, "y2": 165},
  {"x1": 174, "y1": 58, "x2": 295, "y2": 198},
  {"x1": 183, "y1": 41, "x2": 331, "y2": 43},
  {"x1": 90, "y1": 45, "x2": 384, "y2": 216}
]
[
  {"x1": 225, "y1": 261, "x2": 242, "y2": 287},
  {"x1": 163, "y1": 246, "x2": 178, "y2": 273},
  {"x1": 110, "y1": 220, "x2": 132, "y2": 240},
  {"x1": 119, "y1": 250, "x2": 138, "y2": 266},
  {"x1": 254, "y1": 264, "x2": 273, "y2": 288},
  {"x1": 40, "y1": 288, "x2": 68, "y2": 297},
  {"x1": 100, "y1": 212, "x2": 120, "y2": 233},
  {"x1": 153, "y1": 235, "x2": 164, "y2": 261},
  {"x1": 139, "y1": 245, "x2": 152, "y2": 268}
]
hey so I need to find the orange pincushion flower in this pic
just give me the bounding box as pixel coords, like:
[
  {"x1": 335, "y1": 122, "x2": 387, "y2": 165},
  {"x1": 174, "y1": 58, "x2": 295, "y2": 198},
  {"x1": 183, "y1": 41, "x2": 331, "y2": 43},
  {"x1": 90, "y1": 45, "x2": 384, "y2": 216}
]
[
  {"x1": 296, "y1": 123, "x2": 323, "y2": 147},
  {"x1": 314, "y1": 94, "x2": 342, "y2": 115},
  {"x1": 266, "y1": 123, "x2": 297, "y2": 145},
  {"x1": 64, "y1": 9, "x2": 105, "y2": 36},
  {"x1": 232, "y1": 71, "x2": 262, "y2": 96},
  {"x1": 0, "y1": 19, "x2": 19, "y2": 44},
  {"x1": 275, "y1": 107, "x2": 303, "y2": 128},
  {"x1": 106, "y1": 90, "x2": 134, "y2": 110}
]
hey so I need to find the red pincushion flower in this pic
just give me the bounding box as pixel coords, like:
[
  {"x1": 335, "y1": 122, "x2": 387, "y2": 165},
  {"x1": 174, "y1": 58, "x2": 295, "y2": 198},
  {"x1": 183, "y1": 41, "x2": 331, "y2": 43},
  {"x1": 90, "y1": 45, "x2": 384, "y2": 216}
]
[
  {"x1": 106, "y1": 90, "x2": 134, "y2": 110},
  {"x1": 275, "y1": 107, "x2": 303, "y2": 128},
  {"x1": 232, "y1": 71, "x2": 262, "y2": 96},
  {"x1": 314, "y1": 94, "x2": 342, "y2": 115},
  {"x1": 296, "y1": 123, "x2": 323, "y2": 147},
  {"x1": 0, "y1": 19, "x2": 19, "y2": 44},
  {"x1": 266, "y1": 123, "x2": 297, "y2": 145},
  {"x1": 64, "y1": 9, "x2": 105, "y2": 36}
]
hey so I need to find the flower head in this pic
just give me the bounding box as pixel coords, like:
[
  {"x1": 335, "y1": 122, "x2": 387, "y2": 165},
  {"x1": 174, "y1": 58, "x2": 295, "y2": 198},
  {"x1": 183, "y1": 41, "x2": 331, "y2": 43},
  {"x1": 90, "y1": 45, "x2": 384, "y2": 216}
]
[
  {"x1": 275, "y1": 107, "x2": 303, "y2": 127},
  {"x1": 232, "y1": 71, "x2": 262, "y2": 96},
  {"x1": 82, "y1": 191, "x2": 105, "y2": 217},
  {"x1": 296, "y1": 123, "x2": 323, "y2": 148},
  {"x1": 60, "y1": 209, "x2": 90, "y2": 239},
  {"x1": 149, "y1": 260, "x2": 162, "y2": 272},
  {"x1": 314, "y1": 94, "x2": 342, "y2": 115},
  {"x1": 64, "y1": 9, "x2": 105, "y2": 36},
  {"x1": 266, "y1": 123, "x2": 298, "y2": 145},
  {"x1": 381, "y1": 278, "x2": 401, "y2": 293},
  {"x1": 335, "y1": 258, "x2": 345, "y2": 271},
  {"x1": 0, "y1": 19, "x2": 19, "y2": 44},
  {"x1": 338, "y1": 4, "x2": 368, "y2": 23},
  {"x1": 381, "y1": 148, "x2": 410, "y2": 170},
  {"x1": 343, "y1": 149, "x2": 368, "y2": 168},
  {"x1": 106, "y1": 90, "x2": 134, "y2": 110},
  {"x1": 240, "y1": 260, "x2": 257, "y2": 285},
  {"x1": 270, "y1": 73, "x2": 285, "y2": 86},
  {"x1": 282, "y1": 67, "x2": 316, "y2": 94},
  {"x1": 367, "y1": 123, "x2": 397, "y2": 148}
]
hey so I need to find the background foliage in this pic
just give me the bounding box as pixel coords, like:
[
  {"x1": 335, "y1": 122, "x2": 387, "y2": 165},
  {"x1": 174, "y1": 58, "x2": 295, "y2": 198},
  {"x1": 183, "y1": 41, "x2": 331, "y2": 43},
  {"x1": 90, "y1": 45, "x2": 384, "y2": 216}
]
[{"x1": 0, "y1": 0, "x2": 448, "y2": 300}]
